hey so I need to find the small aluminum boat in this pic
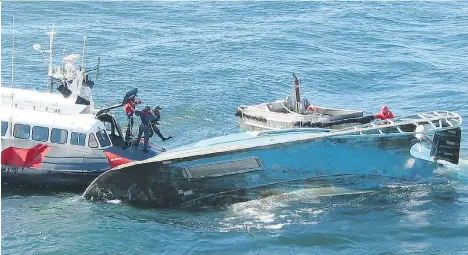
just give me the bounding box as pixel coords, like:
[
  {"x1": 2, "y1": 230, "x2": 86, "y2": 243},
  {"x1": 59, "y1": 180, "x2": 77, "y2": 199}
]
[{"x1": 236, "y1": 74, "x2": 376, "y2": 131}]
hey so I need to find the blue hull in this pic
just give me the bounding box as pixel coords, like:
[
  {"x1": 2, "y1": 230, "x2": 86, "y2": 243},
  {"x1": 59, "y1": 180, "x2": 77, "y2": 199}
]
[{"x1": 83, "y1": 134, "x2": 443, "y2": 208}]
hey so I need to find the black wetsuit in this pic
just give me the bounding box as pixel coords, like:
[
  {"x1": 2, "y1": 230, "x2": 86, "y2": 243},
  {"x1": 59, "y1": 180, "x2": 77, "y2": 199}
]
[
  {"x1": 149, "y1": 113, "x2": 166, "y2": 141},
  {"x1": 134, "y1": 110, "x2": 157, "y2": 151}
]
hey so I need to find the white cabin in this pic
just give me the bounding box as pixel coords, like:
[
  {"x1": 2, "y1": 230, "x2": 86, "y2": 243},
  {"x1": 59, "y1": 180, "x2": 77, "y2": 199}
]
[
  {"x1": 1, "y1": 103, "x2": 113, "y2": 149},
  {"x1": 0, "y1": 25, "x2": 115, "y2": 150},
  {"x1": 1, "y1": 87, "x2": 91, "y2": 115}
]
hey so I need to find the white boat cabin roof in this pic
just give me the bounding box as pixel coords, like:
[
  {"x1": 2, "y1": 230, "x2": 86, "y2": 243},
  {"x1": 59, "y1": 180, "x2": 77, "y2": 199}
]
[
  {"x1": 1, "y1": 106, "x2": 112, "y2": 149},
  {"x1": 2, "y1": 107, "x2": 100, "y2": 133},
  {"x1": 1, "y1": 87, "x2": 90, "y2": 115}
]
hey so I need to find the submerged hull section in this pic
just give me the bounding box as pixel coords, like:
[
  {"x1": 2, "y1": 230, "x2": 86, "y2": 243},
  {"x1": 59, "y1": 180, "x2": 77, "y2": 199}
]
[{"x1": 83, "y1": 135, "x2": 441, "y2": 208}]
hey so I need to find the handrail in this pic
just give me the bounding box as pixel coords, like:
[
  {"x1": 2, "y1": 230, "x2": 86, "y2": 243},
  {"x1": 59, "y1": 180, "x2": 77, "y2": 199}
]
[
  {"x1": 331, "y1": 110, "x2": 462, "y2": 134},
  {"x1": 257, "y1": 127, "x2": 331, "y2": 137}
]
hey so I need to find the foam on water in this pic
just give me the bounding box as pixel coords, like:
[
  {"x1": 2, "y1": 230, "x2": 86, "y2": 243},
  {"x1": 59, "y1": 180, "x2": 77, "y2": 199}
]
[{"x1": 216, "y1": 186, "x2": 376, "y2": 231}]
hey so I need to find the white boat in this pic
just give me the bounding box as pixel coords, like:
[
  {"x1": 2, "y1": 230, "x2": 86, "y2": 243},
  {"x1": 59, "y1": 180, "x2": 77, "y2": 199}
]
[
  {"x1": 236, "y1": 74, "x2": 376, "y2": 131},
  {"x1": 1, "y1": 25, "x2": 165, "y2": 188},
  {"x1": 83, "y1": 110, "x2": 462, "y2": 208}
]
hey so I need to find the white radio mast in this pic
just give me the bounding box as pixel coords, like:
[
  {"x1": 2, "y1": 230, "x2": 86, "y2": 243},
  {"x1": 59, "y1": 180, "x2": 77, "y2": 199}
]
[
  {"x1": 45, "y1": 24, "x2": 56, "y2": 92},
  {"x1": 11, "y1": 16, "x2": 15, "y2": 83}
]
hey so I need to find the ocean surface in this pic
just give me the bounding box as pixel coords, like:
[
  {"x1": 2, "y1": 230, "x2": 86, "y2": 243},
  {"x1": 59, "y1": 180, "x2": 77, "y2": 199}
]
[{"x1": 2, "y1": 1, "x2": 468, "y2": 254}]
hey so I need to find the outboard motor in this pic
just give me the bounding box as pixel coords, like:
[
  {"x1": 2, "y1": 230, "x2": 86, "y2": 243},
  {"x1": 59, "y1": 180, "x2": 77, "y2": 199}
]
[{"x1": 430, "y1": 128, "x2": 461, "y2": 164}]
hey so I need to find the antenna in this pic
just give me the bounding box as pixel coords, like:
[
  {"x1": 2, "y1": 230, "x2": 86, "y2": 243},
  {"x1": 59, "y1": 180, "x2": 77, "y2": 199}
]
[
  {"x1": 96, "y1": 57, "x2": 100, "y2": 80},
  {"x1": 81, "y1": 36, "x2": 87, "y2": 70},
  {"x1": 45, "y1": 24, "x2": 56, "y2": 92},
  {"x1": 292, "y1": 73, "x2": 301, "y2": 113},
  {"x1": 11, "y1": 17, "x2": 15, "y2": 84}
]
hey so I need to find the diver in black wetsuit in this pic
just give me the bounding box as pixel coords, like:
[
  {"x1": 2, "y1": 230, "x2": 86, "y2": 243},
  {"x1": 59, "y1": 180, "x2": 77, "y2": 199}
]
[
  {"x1": 133, "y1": 106, "x2": 156, "y2": 152},
  {"x1": 149, "y1": 106, "x2": 173, "y2": 142}
]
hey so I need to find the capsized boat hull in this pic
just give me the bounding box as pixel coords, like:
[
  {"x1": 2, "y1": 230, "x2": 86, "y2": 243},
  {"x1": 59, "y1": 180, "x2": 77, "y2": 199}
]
[
  {"x1": 84, "y1": 111, "x2": 463, "y2": 208},
  {"x1": 82, "y1": 134, "x2": 444, "y2": 208}
]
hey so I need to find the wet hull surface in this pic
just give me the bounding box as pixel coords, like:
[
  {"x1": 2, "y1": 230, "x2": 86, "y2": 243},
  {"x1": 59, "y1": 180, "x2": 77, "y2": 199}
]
[{"x1": 83, "y1": 136, "x2": 442, "y2": 208}]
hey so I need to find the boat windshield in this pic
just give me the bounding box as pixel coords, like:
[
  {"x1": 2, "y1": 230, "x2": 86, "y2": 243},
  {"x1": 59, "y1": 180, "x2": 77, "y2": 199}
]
[
  {"x1": 1, "y1": 121, "x2": 7, "y2": 136},
  {"x1": 96, "y1": 129, "x2": 111, "y2": 147}
]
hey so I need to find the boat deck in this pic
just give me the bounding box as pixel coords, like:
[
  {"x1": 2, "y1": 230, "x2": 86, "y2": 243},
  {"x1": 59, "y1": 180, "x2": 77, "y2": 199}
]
[
  {"x1": 239, "y1": 103, "x2": 319, "y2": 122},
  {"x1": 237, "y1": 102, "x2": 365, "y2": 130}
]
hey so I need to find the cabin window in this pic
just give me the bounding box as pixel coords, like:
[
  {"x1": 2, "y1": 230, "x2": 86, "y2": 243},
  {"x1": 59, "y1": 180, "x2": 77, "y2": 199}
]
[
  {"x1": 32, "y1": 126, "x2": 49, "y2": 142},
  {"x1": 104, "y1": 122, "x2": 112, "y2": 132},
  {"x1": 96, "y1": 129, "x2": 111, "y2": 147},
  {"x1": 13, "y1": 124, "x2": 30, "y2": 139},
  {"x1": 88, "y1": 133, "x2": 99, "y2": 148},
  {"x1": 51, "y1": 128, "x2": 68, "y2": 144},
  {"x1": 1, "y1": 121, "x2": 8, "y2": 136},
  {"x1": 71, "y1": 132, "x2": 86, "y2": 146}
]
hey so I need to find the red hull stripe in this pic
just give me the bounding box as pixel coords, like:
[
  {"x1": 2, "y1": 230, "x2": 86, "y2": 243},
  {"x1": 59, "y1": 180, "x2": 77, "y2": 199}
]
[
  {"x1": 104, "y1": 151, "x2": 133, "y2": 169},
  {"x1": 1, "y1": 144, "x2": 51, "y2": 168}
]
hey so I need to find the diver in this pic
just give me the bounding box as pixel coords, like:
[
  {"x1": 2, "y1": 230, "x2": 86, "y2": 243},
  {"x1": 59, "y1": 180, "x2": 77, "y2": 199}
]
[
  {"x1": 133, "y1": 106, "x2": 156, "y2": 153},
  {"x1": 149, "y1": 106, "x2": 173, "y2": 142}
]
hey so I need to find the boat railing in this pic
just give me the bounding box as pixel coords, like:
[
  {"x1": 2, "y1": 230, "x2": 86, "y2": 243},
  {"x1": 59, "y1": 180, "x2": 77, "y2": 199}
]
[
  {"x1": 256, "y1": 128, "x2": 331, "y2": 137},
  {"x1": 328, "y1": 110, "x2": 462, "y2": 136}
]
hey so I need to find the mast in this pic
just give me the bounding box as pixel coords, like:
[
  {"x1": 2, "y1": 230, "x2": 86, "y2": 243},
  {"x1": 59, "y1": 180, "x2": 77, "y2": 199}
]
[
  {"x1": 81, "y1": 36, "x2": 87, "y2": 70},
  {"x1": 45, "y1": 24, "x2": 56, "y2": 92},
  {"x1": 11, "y1": 17, "x2": 15, "y2": 83},
  {"x1": 292, "y1": 74, "x2": 301, "y2": 113}
]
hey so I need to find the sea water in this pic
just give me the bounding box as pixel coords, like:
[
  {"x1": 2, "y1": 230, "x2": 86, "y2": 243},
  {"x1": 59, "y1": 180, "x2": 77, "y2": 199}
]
[{"x1": 1, "y1": 1, "x2": 468, "y2": 254}]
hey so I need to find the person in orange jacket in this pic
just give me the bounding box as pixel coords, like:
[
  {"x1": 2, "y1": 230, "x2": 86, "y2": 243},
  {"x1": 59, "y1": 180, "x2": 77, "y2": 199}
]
[
  {"x1": 124, "y1": 99, "x2": 143, "y2": 127},
  {"x1": 123, "y1": 99, "x2": 142, "y2": 141},
  {"x1": 374, "y1": 105, "x2": 394, "y2": 120}
]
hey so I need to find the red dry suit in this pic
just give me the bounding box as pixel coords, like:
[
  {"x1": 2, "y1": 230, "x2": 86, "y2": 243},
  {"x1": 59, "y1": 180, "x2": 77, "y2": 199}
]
[
  {"x1": 374, "y1": 105, "x2": 394, "y2": 120},
  {"x1": 124, "y1": 100, "x2": 142, "y2": 117}
]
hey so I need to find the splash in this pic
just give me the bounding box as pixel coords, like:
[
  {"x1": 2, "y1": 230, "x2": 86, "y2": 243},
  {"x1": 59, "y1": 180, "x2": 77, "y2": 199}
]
[
  {"x1": 216, "y1": 186, "x2": 375, "y2": 232},
  {"x1": 106, "y1": 199, "x2": 122, "y2": 204},
  {"x1": 443, "y1": 158, "x2": 468, "y2": 183}
]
